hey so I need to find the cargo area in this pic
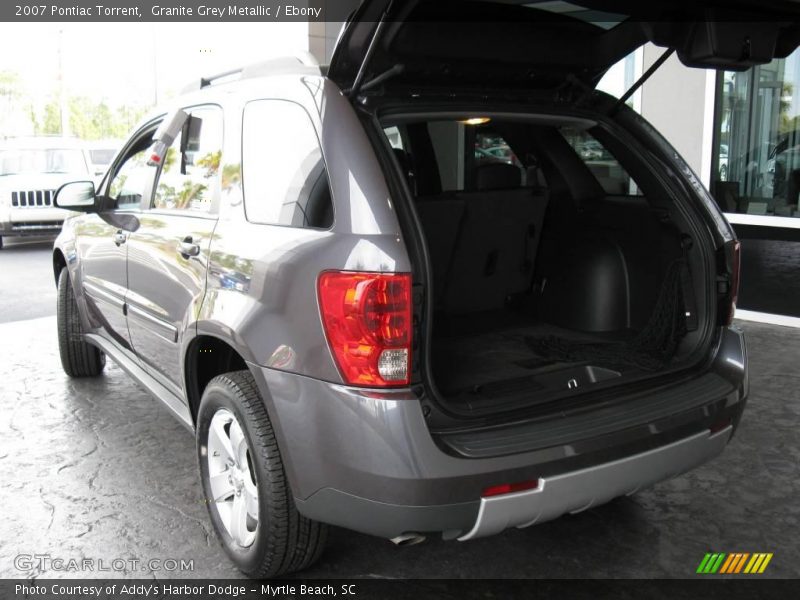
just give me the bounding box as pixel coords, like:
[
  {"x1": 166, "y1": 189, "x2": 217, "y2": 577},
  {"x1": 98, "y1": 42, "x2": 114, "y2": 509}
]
[{"x1": 384, "y1": 115, "x2": 710, "y2": 415}]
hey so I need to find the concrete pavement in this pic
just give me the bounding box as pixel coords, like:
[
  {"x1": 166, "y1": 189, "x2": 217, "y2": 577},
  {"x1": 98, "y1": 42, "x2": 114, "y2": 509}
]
[{"x1": 0, "y1": 237, "x2": 57, "y2": 324}]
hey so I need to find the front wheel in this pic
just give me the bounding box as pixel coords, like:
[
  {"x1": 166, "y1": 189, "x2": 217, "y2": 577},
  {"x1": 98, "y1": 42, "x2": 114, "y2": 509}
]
[
  {"x1": 197, "y1": 371, "x2": 327, "y2": 578},
  {"x1": 56, "y1": 268, "x2": 105, "y2": 377}
]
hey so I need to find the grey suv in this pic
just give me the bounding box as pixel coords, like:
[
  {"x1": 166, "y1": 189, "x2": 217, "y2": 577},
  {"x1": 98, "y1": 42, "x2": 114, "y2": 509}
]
[{"x1": 52, "y1": 1, "x2": 799, "y2": 577}]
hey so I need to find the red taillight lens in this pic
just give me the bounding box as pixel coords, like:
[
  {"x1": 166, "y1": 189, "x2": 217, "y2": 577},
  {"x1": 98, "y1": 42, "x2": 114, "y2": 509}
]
[
  {"x1": 481, "y1": 480, "x2": 539, "y2": 498},
  {"x1": 318, "y1": 271, "x2": 412, "y2": 387},
  {"x1": 710, "y1": 418, "x2": 733, "y2": 435}
]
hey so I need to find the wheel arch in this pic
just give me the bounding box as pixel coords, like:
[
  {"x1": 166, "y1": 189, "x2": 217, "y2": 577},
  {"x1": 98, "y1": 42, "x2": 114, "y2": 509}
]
[
  {"x1": 53, "y1": 248, "x2": 68, "y2": 285},
  {"x1": 183, "y1": 332, "x2": 251, "y2": 425}
]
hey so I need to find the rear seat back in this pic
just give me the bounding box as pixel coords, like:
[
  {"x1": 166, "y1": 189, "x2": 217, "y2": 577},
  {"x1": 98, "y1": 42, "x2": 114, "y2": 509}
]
[
  {"x1": 415, "y1": 197, "x2": 466, "y2": 305},
  {"x1": 445, "y1": 183, "x2": 548, "y2": 314},
  {"x1": 415, "y1": 162, "x2": 549, "y2": 315}
]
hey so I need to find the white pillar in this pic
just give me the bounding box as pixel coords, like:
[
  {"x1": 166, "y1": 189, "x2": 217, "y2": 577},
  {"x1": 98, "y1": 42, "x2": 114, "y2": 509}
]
[
  {"x1": 308, "y1": 22, "x2": 346, "y2": 63},
  {"x1": 640, "y1": 44, "x2": 717, "y2": 188}
]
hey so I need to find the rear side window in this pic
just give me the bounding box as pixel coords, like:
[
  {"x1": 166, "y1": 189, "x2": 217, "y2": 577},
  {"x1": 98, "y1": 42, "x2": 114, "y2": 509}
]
[
  {"x1": 560, "y1": 127, "x2": 642, "y2": 196},
  {"x1": 387, "y1": 121, "x2": 536, "y2": 195},
  {"x1": 474, "y1": 131, "x2": 522, "y2": 169},
  {"x1": 242, "y1": 100, "x2": 333, "y2": 229}
]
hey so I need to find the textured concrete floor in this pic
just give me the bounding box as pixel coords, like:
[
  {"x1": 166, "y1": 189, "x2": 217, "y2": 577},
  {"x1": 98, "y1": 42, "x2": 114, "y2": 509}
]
[
  {"x1": 0, "y1": 314, "x2": 798, "y2": 580},
  {"x1": 0, "y1": 238, "x2": 57, "y2": 323}
]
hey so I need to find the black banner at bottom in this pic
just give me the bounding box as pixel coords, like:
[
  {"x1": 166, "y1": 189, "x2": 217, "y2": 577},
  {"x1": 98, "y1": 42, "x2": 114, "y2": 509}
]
[{"x1": 3, "y1": 579, "x2": 800, "y2": 600}]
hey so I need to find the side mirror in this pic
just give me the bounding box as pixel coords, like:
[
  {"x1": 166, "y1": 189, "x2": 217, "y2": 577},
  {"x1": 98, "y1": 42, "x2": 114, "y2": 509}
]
[{"x1": 54, "y1": 181, "x2": 97, "y2": 212}]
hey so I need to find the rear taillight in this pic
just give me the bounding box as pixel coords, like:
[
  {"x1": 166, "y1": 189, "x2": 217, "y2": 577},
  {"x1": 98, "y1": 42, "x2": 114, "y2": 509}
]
[
  {"x1": 318, "y1": 271, "x2": 412, "y2": 387},
  {"x1": 721, "y1": 240, "x2": 741, "y2": 326}
]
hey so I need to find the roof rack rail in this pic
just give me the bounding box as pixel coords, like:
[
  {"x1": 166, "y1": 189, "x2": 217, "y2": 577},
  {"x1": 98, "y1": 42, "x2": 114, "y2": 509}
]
[{"x1": 181, "y1": 52, "x2": 322, "y2": 94}]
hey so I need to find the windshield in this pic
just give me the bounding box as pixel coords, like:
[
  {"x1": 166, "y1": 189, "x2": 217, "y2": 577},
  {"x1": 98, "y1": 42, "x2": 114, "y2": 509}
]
[
  {"x1": 0, "y1": 148, "x2": 88, "y2": 176},
  {"x1": 89, "y1": 148, "x2": 116, "y2": 166}
]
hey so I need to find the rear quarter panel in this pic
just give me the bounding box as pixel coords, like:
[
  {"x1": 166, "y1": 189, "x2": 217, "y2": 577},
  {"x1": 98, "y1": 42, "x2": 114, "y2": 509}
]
[{"x1": 196, "y1": 76, "x2": 412, "y2": 382}]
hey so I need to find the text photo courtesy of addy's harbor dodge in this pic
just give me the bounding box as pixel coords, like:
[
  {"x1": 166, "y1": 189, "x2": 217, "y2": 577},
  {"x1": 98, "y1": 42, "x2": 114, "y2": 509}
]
[{"x1": 15, "y1": 583, "x2": 352, "y2": 597}]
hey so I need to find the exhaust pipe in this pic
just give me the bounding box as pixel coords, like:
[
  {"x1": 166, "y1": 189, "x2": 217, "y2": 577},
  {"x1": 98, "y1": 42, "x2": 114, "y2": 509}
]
[{"x1": 390, "y1": 533, "x2": 426, "y2": 546}]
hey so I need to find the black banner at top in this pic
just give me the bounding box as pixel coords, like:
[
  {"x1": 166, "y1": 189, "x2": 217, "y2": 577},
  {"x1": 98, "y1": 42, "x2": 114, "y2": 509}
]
[
  {"x1": 3, "y1": 0, "x2": 800, "y2": 23},
  {"x1": 2, "y1": 1, "x2": 349, "y2": 22}
]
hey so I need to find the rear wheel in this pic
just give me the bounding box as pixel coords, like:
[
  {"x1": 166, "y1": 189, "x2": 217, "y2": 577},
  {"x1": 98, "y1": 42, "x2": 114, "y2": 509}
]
[
  {"x1": 197, "y1": 370, "x2": 327, "y2": 578},
  {"x1": 56, "y1": 268, "x2": 105, "y2": 377}
]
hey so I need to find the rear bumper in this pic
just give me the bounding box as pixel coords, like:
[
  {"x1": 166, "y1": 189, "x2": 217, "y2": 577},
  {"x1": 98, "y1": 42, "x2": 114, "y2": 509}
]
[
  {"x1": 0, "y1": 207, "x2": 68, "y2": 236},
  {"x1": 459, "y1": 425, "x2": 731, "y2": 540},
  {"x1": 0, "y1": 223, "x2": 64, "y2": 236},
  {"x1": 248, "y1": 326, "x2": 746, "y2": 540}
]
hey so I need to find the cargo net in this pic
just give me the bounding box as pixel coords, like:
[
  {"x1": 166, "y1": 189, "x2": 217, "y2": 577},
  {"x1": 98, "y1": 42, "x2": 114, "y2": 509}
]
[{"x1": 527, "y1": 259, "x2": 689, "y2": 371}]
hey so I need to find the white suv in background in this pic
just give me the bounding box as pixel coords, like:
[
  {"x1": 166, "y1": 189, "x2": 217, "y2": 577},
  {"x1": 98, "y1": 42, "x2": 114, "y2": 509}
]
[{"x1": 0, "y1": 137, "x2": 97, "y2": 249}]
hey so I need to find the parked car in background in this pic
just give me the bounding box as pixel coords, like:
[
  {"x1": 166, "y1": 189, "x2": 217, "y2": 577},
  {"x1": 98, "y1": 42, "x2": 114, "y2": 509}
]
[
  {"x1": 0, "y1": 137, "x2": 91, "y2": 249},
  {"x1": 578, "y1": 139, "x2": 605, "y2": 160},
  {"x1": 84, "y1": 139, "x2": 122, "y2": 179},
  {"x1": 718, "y1": 143, "x2": 729, "y2": 181}
]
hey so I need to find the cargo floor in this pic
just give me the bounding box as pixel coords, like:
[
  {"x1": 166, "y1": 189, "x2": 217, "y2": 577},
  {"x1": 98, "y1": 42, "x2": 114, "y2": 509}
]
[{"x1": 431, "y1": 311, "x2": 640, "y2": 399}]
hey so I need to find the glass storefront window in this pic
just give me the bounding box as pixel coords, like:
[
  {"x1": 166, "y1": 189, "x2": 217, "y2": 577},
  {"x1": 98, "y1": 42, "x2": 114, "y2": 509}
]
[{"x1": 712, "y1": 48, "x2": 800, "y2": 218}]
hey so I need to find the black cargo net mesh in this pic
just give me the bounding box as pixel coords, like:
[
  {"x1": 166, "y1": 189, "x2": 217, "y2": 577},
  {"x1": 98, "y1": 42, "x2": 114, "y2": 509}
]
[{"x1": 526, "y1": 259, "x2": 689, "y2": 371}]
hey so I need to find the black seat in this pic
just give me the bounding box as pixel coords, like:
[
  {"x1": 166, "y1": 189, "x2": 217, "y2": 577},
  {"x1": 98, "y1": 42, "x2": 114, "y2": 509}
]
[
  {"x1": 473, "y1": 162, "x2": 522, "y2": 190},
  {"x1": 392, "y1": 148, "x2": 417, "y2": 195},
  {"x1": 443, "y1": 164, "x2": 548, "y2": 314},
  {"x1": 415, "y1": 196, "x2": 466, "y2": 306}
]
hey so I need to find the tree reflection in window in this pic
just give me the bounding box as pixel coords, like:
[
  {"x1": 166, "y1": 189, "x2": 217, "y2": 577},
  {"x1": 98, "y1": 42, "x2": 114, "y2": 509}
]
[
  {"x1": 154, "y1": 108, "x2": 222, "y2": 213},
  {"x1": 109, "y1": 149, "x2": 151, "y2": 208}
]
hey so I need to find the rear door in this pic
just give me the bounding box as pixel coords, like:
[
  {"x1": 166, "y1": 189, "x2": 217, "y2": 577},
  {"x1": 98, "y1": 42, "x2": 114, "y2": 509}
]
[
  {"x1": 125, "y1": 105, "x2": 223, "y2": 395},
  {"x1": 329, "y1": 0, "x2": 800, "y2": 94}
]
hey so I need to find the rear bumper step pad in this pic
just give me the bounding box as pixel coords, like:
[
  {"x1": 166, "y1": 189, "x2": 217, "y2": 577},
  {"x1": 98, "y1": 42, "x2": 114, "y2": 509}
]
[{"x1": 458, "y1": 426, "x2": 731, "y2": 540}]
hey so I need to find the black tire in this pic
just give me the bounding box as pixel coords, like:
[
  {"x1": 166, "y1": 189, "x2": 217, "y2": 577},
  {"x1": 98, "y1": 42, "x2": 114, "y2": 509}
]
[
  {"x1": 197, "y1": 370, "x2": 328, "y2": 578},
  {"x1": 0, "y1": 235, "x2": 4, "y2": 250},
  {"x1": 57, "y1": 268, "x2": 105, "y2": 377}
]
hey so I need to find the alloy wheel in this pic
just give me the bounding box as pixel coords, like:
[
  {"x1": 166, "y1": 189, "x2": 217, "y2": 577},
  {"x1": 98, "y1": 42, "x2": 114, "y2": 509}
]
[{"x1": 206, "y1": 408, "x2": 259, "y2": 548}]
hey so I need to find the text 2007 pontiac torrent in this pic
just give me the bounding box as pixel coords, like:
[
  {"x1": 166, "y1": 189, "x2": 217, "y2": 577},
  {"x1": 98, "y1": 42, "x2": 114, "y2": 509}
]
[{"x1": 51, "y1": 1, "x2": 799, "y2": 578}]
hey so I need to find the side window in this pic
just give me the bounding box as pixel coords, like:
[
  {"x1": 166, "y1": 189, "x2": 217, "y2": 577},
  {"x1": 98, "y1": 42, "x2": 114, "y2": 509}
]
[
  {"x1": 561, "y1": 127, "x2": 642, "y2": 196},
  {"x1": 242, "y1": 99, "x2": 333, "y2": 229},
  {"x1": 474, "y1": 131, "x2": 522, "y2": 169},
  {"x1": 397, "y1": 121, "x2": 528, "y2": 195},
  {"x1": 108, "y1": 147, "x2": 153, "y2": 210},
  {"x1": 153, "y1": 107, "x2": 223, "y2": 213}
]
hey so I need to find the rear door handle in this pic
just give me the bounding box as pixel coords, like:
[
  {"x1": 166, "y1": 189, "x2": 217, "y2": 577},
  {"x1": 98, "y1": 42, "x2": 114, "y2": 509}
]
[
  {"x1": 113, "y1": 230, "x2": 127, "y2": 246},
  {"x1": 178, "y1": 236, "x2": 200, "y2": 258}
]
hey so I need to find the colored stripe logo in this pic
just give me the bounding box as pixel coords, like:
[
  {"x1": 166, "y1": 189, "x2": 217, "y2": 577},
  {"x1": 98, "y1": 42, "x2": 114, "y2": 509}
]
[{"x1": 697, "y1": 552, "x2": 773, "y2": 574}]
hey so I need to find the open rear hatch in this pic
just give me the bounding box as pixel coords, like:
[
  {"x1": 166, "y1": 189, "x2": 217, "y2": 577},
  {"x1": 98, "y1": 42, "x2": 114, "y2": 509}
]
[
  {"x1": 377, "y1": 109, "x2": 715, "y2": 419},
  {"x1": 330, "y1": 0, "x2": 798, "y2": 424},
  {"x1": 329, "y1": 0, "x2": 800, "y2": 96}
]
